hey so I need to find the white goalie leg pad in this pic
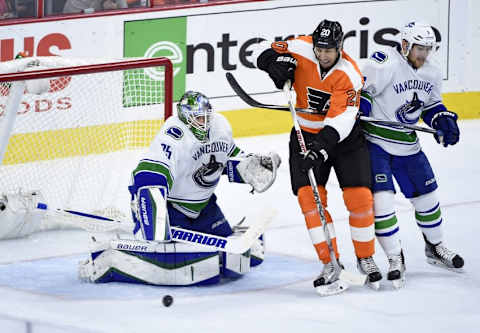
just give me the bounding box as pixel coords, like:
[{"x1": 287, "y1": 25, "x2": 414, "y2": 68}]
[
  {"x1": 222, "y1": 250, "x2": 251, "y2": 278},
  {"x1": 233, "y1": 223, "x2": 265, "y2": 267},
  {"x1": 79, "y1": 238, "x2": 221, "y2": 285},
  {"x1": 131, "y1": 186, "x2": 169, "y2": 241},
  {"x1": 0, "y1": 191, "x2": 46, "y2": 240},
  {"x1": 236, "y1": 152, "x2": 281, "y2": 193},
  {"x1": 249, "y1": 234, "x2": 265, "y2": 267}
]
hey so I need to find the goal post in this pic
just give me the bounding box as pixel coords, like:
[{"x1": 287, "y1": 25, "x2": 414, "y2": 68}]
[{"x1": 0, "y1": 56, "x2": 173, "y2": 225}]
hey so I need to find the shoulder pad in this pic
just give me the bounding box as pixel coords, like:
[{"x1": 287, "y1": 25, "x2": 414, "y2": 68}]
[
  {"x1": 370, "y1": 51, "x2": 388, "y2": 64},
  {"x1": 165, "y1": 126, "x2": 184, "y2": 140}
]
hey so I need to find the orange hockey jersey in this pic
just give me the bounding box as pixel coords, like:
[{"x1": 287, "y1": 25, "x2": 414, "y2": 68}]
[{"x1": 271, "y1": 36, "x2": 363, "y2": 141}]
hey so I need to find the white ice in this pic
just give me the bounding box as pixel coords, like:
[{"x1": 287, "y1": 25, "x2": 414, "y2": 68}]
[{"x1": 0, "y1": 120, "x2": 479, "y2": 333}]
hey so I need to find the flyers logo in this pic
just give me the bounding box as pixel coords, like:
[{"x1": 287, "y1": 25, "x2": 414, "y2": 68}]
[
  {"x1": 271, "y1": 41, "x2": 289, "y2": 54},
  {"x1": 307, "y1": 87, "x2": 331, "y2": 115}
]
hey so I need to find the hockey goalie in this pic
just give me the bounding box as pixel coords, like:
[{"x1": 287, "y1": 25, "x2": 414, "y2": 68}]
[{"x1": 0, "y1": 90, "x2": 280, "y2": 286}]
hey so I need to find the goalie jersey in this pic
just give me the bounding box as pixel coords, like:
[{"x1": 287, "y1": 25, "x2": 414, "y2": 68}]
[
  {"x1": 361, "y1": 47, "x2": 447, "y2": 156},
  {"x1": 132, "y1": 113, "x2": 242, "y2": 218}
]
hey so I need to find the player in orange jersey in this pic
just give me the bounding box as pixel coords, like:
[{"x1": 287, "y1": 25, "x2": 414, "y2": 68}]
[{"x1": 255, "y1": 20, "x2": 382, "y2": 294}]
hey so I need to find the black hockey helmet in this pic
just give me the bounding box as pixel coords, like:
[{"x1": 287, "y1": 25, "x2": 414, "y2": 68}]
[{"x1": 312, "y1": 20, "x2": 344, "y2": 50}]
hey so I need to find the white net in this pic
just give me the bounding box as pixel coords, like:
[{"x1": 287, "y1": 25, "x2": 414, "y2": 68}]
[{"x1": 0, "y1": 56, "x2": 172, "y2": 224}]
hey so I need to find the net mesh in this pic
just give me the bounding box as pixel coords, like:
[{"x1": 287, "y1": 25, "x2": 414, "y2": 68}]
[{"x1": 0, "y1": 57, "x2": 171, "y2": 222}]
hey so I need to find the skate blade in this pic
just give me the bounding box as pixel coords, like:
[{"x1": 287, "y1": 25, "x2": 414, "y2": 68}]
[
  {"x1": 391, "y1": 277, "x2": 405, "y2": 289},
  {"x1": 426, "y1": 258, "x2": 465, "y2": 273},
  {"x1": 366, "y1": 280, "x2": 380, "y2": 291},
  {"x1": 315, "y1": 280, "x2": 350, "y2": 296}
]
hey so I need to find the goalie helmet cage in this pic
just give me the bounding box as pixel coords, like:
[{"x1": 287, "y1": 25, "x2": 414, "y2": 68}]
[{"x1": 0, "y1": 56, "x2": 173, "y2": 223}]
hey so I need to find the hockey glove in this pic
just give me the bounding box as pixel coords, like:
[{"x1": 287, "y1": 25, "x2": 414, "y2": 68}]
[
  {"x1": 236, "y1": 152, "x2": 282, "y2": 193},
  {"x1": 257, "y1": 49, "x2": 297, "y2": 90},
  {"x1": 431, "y1": 111, "x2": 459, "y2": 147},
  {"x1": 299, "y1": 126, "x2": 340, "y2": 172}
]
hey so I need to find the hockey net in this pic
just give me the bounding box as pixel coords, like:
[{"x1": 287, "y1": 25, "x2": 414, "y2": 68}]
[{"x1": 0, "y1": 56, "x2": 173, "y2": 228}]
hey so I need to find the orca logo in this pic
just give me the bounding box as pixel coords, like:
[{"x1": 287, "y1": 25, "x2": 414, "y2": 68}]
[
  {"x1": 395, "y1": 92, "x2": 424, "y2": 124},
  {"x1": 306, "y1": 87, "x2": 331, "y2": 115},
  {"x1": 193, "y1": 155, "x2": 223, "y2": 188}
]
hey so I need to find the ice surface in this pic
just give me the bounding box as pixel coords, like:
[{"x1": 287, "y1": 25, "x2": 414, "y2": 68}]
[{"x1": 0, "y1": 120, "x2": 479, "y2": 333}]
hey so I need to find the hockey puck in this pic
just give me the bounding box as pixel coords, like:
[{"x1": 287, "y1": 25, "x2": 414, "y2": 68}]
[{"x1": 162, "y1": 295, "x2": 173, "y2": 307}]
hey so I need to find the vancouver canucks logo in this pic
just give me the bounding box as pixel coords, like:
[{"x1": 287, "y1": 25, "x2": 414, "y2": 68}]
[
  {"x1": 395, "y1": 92, "x2": 424, "y2": 124},
  {"x1": 307, "y1": 87, "x2": 331, "y2": 115},
  {"x1": 193, "y1": 155, "x2": 224, "y2": 188}
]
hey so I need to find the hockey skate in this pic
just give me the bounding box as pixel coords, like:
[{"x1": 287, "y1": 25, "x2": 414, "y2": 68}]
[
  {"x1": 424, "y1": 235, "x2": 464, "y2": 271},
  {"x1": 313, "y1": 260, "x2": 349, "y2": 296},
  {"x1": 357, "y1": 256, "x2": 382, "y2": 290},
  {"x1": 387, "y1": 251, "x2": 406, "y2": 289}
]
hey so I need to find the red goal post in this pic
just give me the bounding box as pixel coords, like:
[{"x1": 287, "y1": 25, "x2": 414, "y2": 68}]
[{"x1": 0, "y1": 56, "x2": 173, "y2": 224}]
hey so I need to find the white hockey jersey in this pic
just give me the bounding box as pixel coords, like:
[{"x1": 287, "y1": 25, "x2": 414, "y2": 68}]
[
  {"x1": 135, "y1": 113, "x2": 241, "y2": 218},
  {"x1": 361, "y1": 48, "x2": 444, "y2": 156}
]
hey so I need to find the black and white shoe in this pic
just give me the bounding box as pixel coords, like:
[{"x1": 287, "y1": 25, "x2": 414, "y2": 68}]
[
  {"x1": 313, "y1": 260, "x2": 349, "y2": 296},
  {"x1": 357, "y1": 256, "x2": 382, "y2": 290},
  {"x1": 424, "y1": 235, "x2": 464, "y2": 271},
  {"x1": 387, "y1": 250, "x2": 406, "y2": 289}
]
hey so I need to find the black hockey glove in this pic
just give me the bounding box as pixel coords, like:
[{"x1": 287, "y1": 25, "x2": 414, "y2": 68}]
[
  {"x1": 299, "y1": 126, "x2": 340, "y2": 172},
  {"x1": 257, "y1": 48, "x2": 297, "y2": 90},
  {"x1": 431, "y1": 111, "x2": 459, "y2": 147}
]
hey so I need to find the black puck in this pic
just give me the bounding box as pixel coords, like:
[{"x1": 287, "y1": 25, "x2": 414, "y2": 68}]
[{"x1": 162, "y1": 295, "x2": 173, "y2": 307}]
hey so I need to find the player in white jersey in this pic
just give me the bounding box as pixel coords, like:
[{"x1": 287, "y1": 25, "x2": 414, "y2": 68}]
[
  {"x1": 360, "y1": 22, "x2": 464, "y2": 288},
  {"x1": 77, "y1": 91, "x2": 281, "y2": 285}
]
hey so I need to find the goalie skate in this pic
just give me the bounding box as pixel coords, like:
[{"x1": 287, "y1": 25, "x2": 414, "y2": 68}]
[
  {"x1": 424, "y1": 236, "x2": 464, "y2": 272},
  {"x1": 313, "y1": 260, "x2": 349, "y2": 296},
  {"x1": 357, "y1": 256, "x2": 382, "y2": 290},
  {"x1": 387, "y1": 251, "x2": 406, "y2": 289}
]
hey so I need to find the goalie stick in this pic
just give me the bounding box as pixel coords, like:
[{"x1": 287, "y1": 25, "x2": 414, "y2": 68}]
[
  {"x1": 226, "y1": 72, "x2": 437, "y2": 135},
  {"x1": 283, "y1": 81, "x2": 367, "y2": 289},
  {"x1": 37, "y1": 203, "x2": 275, "y2": 254}
]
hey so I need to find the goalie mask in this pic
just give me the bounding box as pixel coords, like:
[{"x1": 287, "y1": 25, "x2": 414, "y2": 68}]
[
  {"x1": 401, "y1": 21, "x2": 436, "y2": 58},
  {"x1": 177, "y1": 91, "x2": 213, "y2": 142}
]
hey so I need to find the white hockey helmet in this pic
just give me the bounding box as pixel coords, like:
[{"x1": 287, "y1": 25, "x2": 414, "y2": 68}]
[
  {"x1": 401, "y1": 21, "x2": 436, "y2": 57},
  {"x1": 177, "y1": 91, "x2": 213, "y2": 142}
]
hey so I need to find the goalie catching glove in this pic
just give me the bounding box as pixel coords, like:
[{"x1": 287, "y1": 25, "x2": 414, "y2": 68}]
[{"x1": 226, "y1": 152, "x2": 281, "y2": 193}]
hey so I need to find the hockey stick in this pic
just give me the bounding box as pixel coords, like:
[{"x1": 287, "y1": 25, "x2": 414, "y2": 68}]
[
  {"x1": 283, "y1": 82, "x2": 367, "y2": 287},
  {"x1": 37, "y1": 203, "x2": 275, "y2": 254},
  {"x1": 226, "y1": 72, "x2": 437, "y2": 134},
  {"x1": 359, "y1": 116, "x2": 437, "y2": 134}
]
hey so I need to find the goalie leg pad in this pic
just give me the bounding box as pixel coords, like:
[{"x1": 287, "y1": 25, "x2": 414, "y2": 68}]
[
  {"x1": 0, "y1": 191, "x2": 46, "y2": 240},
  {"x1": 131, "y1": 186, "x2": 168, "y2": 241},
  {"x1": 221, "y1": 251, "x2": 251, "y2": 278},
  {"x1": 79, "y1": 239, "x2": 221, "y2": 286},
  {"x1": 250, "y1": 234, "x2": 265, "y2": 267}
]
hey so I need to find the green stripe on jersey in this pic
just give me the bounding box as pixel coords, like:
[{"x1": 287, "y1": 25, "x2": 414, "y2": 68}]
[
  {"x1": 133, "y1": 161, "x2": 173, "y2": 189},
  {"x1": 230, "y1": 146, "x2": 242, "y2": 157},
  {"x1": 170, "y1": 200, "x2": 210, "y2": 214},
  {"x1": 362, "y1": 122, "x2": 418, "y2": 143}
]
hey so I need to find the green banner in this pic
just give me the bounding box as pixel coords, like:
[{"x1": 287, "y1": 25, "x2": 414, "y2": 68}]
[{"x1": 124, "y1": 17, "x2": 187, "y2": 105}]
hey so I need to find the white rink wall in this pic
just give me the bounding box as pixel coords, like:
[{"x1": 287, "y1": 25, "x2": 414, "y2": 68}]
[{"x1": 0, "y1": 0, "x2": 479, "y2": 111}]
